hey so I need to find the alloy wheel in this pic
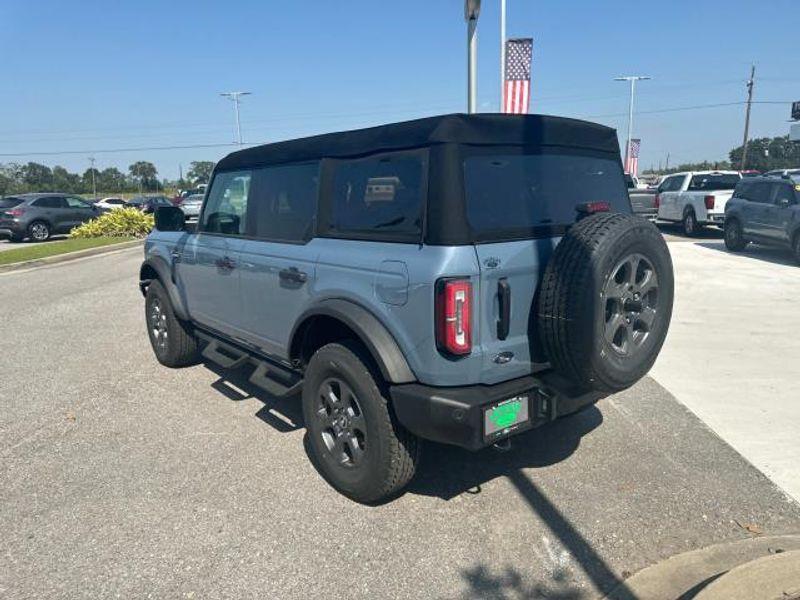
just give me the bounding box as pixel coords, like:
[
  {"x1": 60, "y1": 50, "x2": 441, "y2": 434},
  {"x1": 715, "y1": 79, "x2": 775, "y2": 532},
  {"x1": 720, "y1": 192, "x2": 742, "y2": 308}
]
[
  {"x1": 316, "y1": 377, "x2": 367, "y2": 468},
  {"x1": 149, "y1": 298, "x2": 169, "y2": 353},
  {"x1": 30, "y1": 223, "x2": 49, "y2": 241},
  {"x1": 603, "y1": 253, "x2": 659, "y2": 357}
]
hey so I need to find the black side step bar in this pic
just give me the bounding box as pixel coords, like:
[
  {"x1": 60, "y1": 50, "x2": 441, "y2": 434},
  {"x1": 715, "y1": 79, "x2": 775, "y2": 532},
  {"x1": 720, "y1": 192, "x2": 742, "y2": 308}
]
[{"x1": 196, "y1": 331, "x2": 303, "y2": 398}]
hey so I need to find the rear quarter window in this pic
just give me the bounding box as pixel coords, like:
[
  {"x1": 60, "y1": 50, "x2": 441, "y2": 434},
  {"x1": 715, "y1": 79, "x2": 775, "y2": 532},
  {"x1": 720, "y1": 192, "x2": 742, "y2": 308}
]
[
  {"x1": 0, "y1": 198, "x2": 23, "y2": 209},
  {"x1": 463, "y1": 152, "x2": 630, "y2": 240},
  {"x1": 324, "y1": 152, "x2": 425, "y2": 242}
]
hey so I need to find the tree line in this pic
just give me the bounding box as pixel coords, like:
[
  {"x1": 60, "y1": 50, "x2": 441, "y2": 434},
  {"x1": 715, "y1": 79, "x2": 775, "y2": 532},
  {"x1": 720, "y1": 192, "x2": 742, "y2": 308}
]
[
  {"x1": 646, "y1": 135, "x2": 800, "y2": 175},
  {"x1": 0, "y1": 160, "x2": 216, "y2": 197}
]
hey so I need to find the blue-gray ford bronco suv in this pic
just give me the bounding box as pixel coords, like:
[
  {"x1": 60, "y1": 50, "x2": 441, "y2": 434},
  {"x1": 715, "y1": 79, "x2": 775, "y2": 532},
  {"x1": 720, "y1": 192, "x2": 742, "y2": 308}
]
[{"x1": 140, "y1": 114, "x2": 674, "y2": 503}]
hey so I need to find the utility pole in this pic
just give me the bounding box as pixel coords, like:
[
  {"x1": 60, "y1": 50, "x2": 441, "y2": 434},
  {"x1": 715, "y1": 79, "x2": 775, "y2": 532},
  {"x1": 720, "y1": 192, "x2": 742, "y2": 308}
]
[
  {"x1": 665, "y1": 152, "x2": 670, "y2": 171},
  {"x1": 614, "y1": 75, "x2": 651, "y2": 172},
  {"x1": 465, "y1": 0, "x2": 481, "y2": 113},
  {"x1": 740, "y1": 64, "x2": 755, "y2": 170},
  {"x1": 88, "y1": 156, "x2": 97, "y2": 201},
  {"x1": 220, "y1": 91, "x2": 251, "y2": 144},
  {"x1": 500, "y1": 0, "x2": 506, "y2": 110}
]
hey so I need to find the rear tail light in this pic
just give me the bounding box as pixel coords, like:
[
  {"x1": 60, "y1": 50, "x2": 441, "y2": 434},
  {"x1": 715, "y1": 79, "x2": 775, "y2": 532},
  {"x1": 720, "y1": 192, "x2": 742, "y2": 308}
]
[
  {"x1": 4, "y1": 208, "x2": 25, "y2": 217},
  {"x1": 576, "y1": 201, "x2": 611, "y2": 215},
  {"x1": 704, "y1": 195, "x2": 715, "y2": 210},
  {"x1": 435, "y1": 278, "x2": 472, "y2": 356},
  {"x1": 654, "y1": 194, "x2": 660, "y2": 209}
]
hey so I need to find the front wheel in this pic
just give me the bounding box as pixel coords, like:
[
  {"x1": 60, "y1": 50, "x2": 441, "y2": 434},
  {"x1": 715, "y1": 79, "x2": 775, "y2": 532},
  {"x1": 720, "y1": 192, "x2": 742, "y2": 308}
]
[
  {"x1": 724, "y1": 219, "x2": 747, "y2": 251},
  {"x1": 144, "y1": 280, "x2": 200, "y2": 367},
  {"x1": 302, "y1": 341, "x2": 420, "y2": 503}
]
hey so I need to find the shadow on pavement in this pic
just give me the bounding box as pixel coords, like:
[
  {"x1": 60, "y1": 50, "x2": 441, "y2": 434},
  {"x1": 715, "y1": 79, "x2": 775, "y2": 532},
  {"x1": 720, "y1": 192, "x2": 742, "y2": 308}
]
[
  {"x1": 656, "y1": 222, "x2": 723, "y2": 241},
  {"x1": 409, "y1": 406, "x2": 602, "y2": 501},
  {"x1": 202, "y1": 360, "x2": 305, "y2": 432},
  {"x1": 696, "y1": 240, "x2": 798, "y2": 267}
]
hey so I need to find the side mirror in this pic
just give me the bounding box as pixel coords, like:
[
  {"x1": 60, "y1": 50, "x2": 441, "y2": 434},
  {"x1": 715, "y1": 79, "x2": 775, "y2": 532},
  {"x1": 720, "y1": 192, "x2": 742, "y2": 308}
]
[
  {"x1": 779, "y1": 198, "x2": 791, "y2": 208},
  {"x1": 154, "y1": 206, "x2": 186, "y2": 232}
]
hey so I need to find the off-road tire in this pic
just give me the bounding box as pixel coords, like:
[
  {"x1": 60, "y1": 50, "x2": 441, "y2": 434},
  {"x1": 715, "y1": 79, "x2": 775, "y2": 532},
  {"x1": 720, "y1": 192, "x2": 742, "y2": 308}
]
[
  {"x1": 302, "y1": 341, "x2": 420, "y2": 504},
  {"x1": 144, "y1": 279, "x2": 200, "y2": 368},
  {"x1": 682, "y1": 209, "x2": 700, "y2": 237},
  {"x1": 724, "y1": 218, "x2": 747, "y2": 251},
  {"x1": 538, "y1": 213, "x2": 674, "y2": 393}
]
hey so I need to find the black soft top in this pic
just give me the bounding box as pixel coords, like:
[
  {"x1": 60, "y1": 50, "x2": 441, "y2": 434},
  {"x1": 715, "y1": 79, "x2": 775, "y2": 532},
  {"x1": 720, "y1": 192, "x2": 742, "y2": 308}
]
[{"x1": 215, "y1": 113, "x2": 619, "y2": 170}]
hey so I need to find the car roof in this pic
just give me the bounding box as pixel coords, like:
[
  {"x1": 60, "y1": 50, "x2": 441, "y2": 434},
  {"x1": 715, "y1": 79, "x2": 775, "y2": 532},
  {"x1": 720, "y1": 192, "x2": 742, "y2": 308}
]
[
  {"x1": 216, "y1": 113, "x2": 620, "y2": 171},
  {"x1": 746, "y1": 175, "x2": 798, "y2": 183}
]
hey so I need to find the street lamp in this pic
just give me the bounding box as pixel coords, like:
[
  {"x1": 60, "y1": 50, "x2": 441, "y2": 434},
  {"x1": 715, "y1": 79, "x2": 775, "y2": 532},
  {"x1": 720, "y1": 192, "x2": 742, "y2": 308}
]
[
  {"x1": 614, "y1": 75, "x2": 651, "y2": 172},
  {"x1": 220, "y1": 91, "x2": 252, "y2": 144},
  {"x1": 464, "y1": 0, "x2": 481, "y2": 114}
]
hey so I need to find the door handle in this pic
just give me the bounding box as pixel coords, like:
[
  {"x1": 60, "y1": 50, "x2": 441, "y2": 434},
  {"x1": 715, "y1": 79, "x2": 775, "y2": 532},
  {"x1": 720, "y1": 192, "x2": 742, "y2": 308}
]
[
  {"x1": 497, "y1": 278, "x2": 510, "y2": 340},
  {"x1": 279, "y1": 267, "x2": 308, "y2": 284},
  {"x1": 214, "y1": 256, "x2": 236, "y2": 271}
]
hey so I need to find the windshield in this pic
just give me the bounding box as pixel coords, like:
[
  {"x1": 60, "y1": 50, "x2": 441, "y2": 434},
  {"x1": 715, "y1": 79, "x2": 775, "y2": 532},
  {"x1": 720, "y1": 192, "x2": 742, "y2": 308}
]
[{"x1": 463, "y1": 151, "x2": 630, "y2": 240}]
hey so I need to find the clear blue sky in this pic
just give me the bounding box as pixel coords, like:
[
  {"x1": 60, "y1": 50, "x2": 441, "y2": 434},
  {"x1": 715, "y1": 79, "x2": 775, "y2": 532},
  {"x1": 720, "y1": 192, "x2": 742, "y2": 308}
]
[{"x1": 1, "y1": 0, "x2": 798, "y2": 179}]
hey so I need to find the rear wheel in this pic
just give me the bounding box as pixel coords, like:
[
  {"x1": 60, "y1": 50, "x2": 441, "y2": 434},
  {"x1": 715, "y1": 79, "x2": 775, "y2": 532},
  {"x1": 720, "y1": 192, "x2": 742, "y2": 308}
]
[
  {"x1": 682, "y1": 209, "x2": 700, "y2": 237},
  {"x1": 27, "y1": 221, "x2": 50, "y2": 242},
  {"x1": 144, "y1": 280, "x2": 200, "y2": 367},
  {"x1": 724, "y1": 219, "x2": 747, "y2": 251},
  {"x1": 538, "y1": 213, "x2": 674, "y2": 393},
  {"x1": 302, "y1": 341, "x2": 420, "y2": 503},
  {"x1": 793, "y1": 234, "x2": 800, "y2": 265}
]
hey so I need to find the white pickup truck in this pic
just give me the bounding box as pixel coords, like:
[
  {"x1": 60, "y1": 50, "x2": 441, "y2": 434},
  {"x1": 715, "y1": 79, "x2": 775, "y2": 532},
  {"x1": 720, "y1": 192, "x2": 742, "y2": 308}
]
[{"x1": 656, "y1": 170, "x2": 742, "y2": 236}]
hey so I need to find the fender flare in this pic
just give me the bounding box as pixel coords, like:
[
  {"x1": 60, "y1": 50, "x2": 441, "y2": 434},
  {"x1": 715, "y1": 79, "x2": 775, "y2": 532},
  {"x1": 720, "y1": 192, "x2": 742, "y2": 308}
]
[
  {"x1": 139, "y1": 257, "x2": 189, "y2": 321},
  {"x1": 289, "y1": 299, "x2": 416, "y2": 384}
]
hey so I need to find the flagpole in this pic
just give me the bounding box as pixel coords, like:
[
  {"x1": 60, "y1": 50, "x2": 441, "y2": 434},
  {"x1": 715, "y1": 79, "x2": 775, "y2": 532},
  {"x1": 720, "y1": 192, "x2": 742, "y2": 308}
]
[{"x1": 500, "y1": 0, "x2": 506, "y2": 111}]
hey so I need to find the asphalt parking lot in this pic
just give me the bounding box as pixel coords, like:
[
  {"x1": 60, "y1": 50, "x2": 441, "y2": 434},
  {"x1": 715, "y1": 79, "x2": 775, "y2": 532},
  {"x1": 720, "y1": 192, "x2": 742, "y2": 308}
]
[{"x1": 1, "y1": 239, "x2": 799, "y2": 599}]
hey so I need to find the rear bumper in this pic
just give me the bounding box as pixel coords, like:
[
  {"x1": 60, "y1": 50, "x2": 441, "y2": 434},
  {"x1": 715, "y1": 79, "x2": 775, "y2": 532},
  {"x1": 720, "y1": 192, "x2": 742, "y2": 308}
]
[
  {"x1": 0, "y1": 222, "x2": 25, "y2": 237},
  {"x1": 390, "y1": 372, "x2": 605, "y2": 451},
  {"x1": 705, "y1": 212, "x2": 725, "y2": 225}
]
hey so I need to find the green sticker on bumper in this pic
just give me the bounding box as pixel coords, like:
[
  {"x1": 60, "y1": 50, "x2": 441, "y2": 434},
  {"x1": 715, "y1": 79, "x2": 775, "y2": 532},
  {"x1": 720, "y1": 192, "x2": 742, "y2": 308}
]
[{"x1": 489, "y1": 400, "x2": 522, "y2": 428}]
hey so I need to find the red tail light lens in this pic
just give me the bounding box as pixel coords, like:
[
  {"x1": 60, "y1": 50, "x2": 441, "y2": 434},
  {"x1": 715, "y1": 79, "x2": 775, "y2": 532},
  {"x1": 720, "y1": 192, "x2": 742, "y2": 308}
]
[
  {"x1": 435, "y1": 278, "x2": 472, "y2": 356},
  {"x1": 5, "y1": 208, "x2": 25, "y2": 217},
  {"x1": 704, "y1": 195, "x2": 715, "y2": 210},
  {"x1": 654, "y1": 194, "x2": 660, "y2": 209},
  {"x1": 576, "y1": 201, "x2": 611, "y2": 215}
]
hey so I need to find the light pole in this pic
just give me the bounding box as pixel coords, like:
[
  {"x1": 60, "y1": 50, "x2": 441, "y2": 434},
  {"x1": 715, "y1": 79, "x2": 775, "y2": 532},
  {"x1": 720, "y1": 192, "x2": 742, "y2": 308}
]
[
  {"x1": 465, "y1": 0, "x2": 481, "y2": 113},
  {"x1": 88, "y1": 156, "x2": 97, "y2": 201},
  {"x1": 500, "y1": 0, "x2": 506, "y2": 110},
  {"x1": 614, "y1": 75, "x2": 650, "y2": 172},
  {"x1": 220, "y1": 91, "x2": 251, "y2": 144}
]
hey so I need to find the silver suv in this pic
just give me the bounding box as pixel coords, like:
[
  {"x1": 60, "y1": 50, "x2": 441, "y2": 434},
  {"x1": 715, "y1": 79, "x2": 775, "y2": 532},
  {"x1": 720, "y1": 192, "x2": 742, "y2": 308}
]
[{"x1": 140, "y1": 114, "x2": 674, "y2": 503}]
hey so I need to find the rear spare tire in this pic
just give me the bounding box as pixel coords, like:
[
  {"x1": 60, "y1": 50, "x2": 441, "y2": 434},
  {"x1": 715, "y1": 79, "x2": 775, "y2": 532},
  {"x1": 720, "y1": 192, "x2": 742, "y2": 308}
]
[{"x1": 537, "y1": 213, "x2": 673, "y2": 393}]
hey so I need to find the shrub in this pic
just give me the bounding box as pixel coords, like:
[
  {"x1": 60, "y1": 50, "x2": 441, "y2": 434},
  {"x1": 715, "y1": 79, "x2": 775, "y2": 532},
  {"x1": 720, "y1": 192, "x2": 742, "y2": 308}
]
[{"x1": 70, "y1": 208, "x2": 154, "y2": 239}]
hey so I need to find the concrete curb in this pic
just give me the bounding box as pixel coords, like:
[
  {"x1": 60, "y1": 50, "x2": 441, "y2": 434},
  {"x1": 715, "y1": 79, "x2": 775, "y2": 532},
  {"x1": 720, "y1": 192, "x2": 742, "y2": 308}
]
[
  {"x1": 0, "y1": 239, "x2": 143, "y2": 274},
  {"x1": 604, "y1": 534, "x2": 800, "y2": 600}
]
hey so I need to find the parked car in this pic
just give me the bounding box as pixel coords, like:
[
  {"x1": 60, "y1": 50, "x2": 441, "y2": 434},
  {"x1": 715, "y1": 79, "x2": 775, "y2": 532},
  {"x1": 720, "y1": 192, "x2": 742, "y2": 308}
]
[
  {"x1": 95, "y1": 197, "x2": 128, "y2": 211},
  {"x1": 126, "y1": 195, "x2": 173, "y2": 213},
  {"x1": 177, "y1": 194, "x2": 204, "y2": 218},
  {"x1": 0, "y1": 193, "x2": 101, "y2": 242},
  {"x1": 626, "y1": 174, "x2": 658, "y2": 221},
  {"x1": 655, "y1": 170, "x2": 742, "y2": 235},
  {"x1": 724, "y1": 176, "x2": 800, "y2": 262},
  {"x1": 139, "y1": 114, "x2": 674, "y2": 503}
]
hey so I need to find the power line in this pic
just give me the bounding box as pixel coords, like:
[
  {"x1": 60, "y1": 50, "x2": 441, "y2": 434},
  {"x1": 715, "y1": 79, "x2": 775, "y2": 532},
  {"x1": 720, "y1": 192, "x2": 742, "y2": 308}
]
[{"x1": 0, "y1": 142, "x2": 243, "y2": 158}]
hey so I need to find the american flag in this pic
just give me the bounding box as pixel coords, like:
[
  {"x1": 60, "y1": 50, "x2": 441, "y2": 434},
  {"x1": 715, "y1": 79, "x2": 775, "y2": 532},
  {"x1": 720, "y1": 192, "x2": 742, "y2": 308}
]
[
  {"x1": 625, "y1": 138, "x2": 641, "y2": 175},
  {"x1": 503, "y1": 38, "x2": 533, "y2": 114}
]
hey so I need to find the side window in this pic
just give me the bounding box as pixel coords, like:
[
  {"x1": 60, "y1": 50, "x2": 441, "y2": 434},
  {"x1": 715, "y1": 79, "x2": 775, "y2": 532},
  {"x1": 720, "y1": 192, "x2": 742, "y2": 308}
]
[
  {"x1": 662, "y1": 176, "x2": 683, "y2": 192},
  {"x1": 200, "y1": 171, "x2": 251, "y2": 235},
  {"x1": 771, "y1": 183, "x2": 796, "y2": 206},
  {"x1": 326, "y1": 152, "x2": 425, "y2": 241},
  {"x1": 32, "y1": 196, "x2": 65, "y2": 209},
  {"x1": 746, "y1": 182, "x2": 771, "y2": 204},
  {"x1": 248, "y1": 162, "x2": 319, "y2": 242},
  {"x1": 65, "y1": 196, "x2": 90, "y2": 208}
]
